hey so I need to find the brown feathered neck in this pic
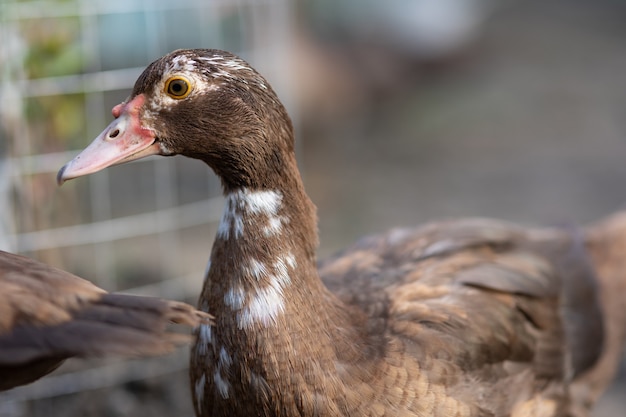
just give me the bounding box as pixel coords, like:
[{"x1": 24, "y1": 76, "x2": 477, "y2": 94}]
[{"x1": 194, "y1": 177, "x2": 375, "y2": 415}]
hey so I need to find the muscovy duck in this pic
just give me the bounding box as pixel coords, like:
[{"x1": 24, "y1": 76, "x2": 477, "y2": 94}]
[{"x1": 57, "y1": 49, "x2": 626, "y2": 416}]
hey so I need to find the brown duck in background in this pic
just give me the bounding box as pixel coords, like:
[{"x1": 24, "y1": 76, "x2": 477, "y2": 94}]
[
  {"x1": 57, "y1": 49, "x2": 626, "y2": 416},
  {"x1": 0, "y1": 250, "x2": 211, "y2": 391}
]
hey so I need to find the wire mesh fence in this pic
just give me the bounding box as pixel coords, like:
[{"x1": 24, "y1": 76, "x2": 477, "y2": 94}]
[{"x1": 0, "y1": 0, "x2": 295, "y2": 414}]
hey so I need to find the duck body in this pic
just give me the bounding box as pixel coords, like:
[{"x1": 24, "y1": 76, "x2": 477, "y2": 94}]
[
  {"x1": 192, "y1": 206, "x2": 602, "y2": 417},
  {"x1": 57, "y1": 49, "x2": 626, "y2": 416},
  {"x1": 0, "y1": 250, "x2": 210, "y2": 391}
]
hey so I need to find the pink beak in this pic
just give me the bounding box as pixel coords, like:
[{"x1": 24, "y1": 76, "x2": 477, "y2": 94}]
[{"x1": 57, "y1": 94, "x2": 161, "y2": 185}]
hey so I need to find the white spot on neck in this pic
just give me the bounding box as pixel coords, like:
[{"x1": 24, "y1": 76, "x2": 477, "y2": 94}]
[
  {"x1": 196, "y1": 324, "x2": 213, "y2": 356},
  {"x1": 203, "y1": 259, "x2": 212, "y2": 278},
  {"x1": 213, "y1": 190, "x2": 298, "y2": 329},
  {"x1": 237, "y1": 251, "x2": 296, "y2": 329},
  {"x1": 219, "y1": 346, "x2": 233, "y2": 369},
  {"x1": 284, "y1": 253, "x2": 297, "y2": 269},
  {"x1": 274, "y1": 253, "x2": 296, "y2": 287},
  {"x1": 195, "y1": 373, "x2": 206, "y2": 412},
  {"x1": 245, "y1": 258, "x2": 268, "y2": 281},
  {"x1": 211, "y1": 346, "x2": 233, "y2": 399},
  {"x1": 216, "y1": 188, "x2": 284, "y2": 240},
  {"x1": 224, "y1": 286, "x2": 245, "y2": 309},
  {"x1": 264, "y1": 215, "x2": 285, "y2": 237},
  {"x1": 243, "y1": 189, "x2": 282, "y2": 215},
  {"x1": 213, "y1": 370, "x2": 230, "y2": 399},
  {"x1": 216, "y1": 195, "x2": 243, "y2": 239},
  {"x1": 238, "y1": 284, "x2": 286, "y2": 329}
]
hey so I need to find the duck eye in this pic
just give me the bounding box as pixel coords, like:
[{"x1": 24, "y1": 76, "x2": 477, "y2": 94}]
[{"x1": 165, "y1": 76, "x2": 192, "y2": 99}]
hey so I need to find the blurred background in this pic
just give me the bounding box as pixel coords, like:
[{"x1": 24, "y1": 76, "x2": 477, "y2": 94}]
[{"x1": 1, "y1": 0, "x2": 626, "y2": 415}]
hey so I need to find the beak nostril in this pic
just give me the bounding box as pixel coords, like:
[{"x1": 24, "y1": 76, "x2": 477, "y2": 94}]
[{"x1": 109, "y1": 129, "x2": 120, "y2": 139}]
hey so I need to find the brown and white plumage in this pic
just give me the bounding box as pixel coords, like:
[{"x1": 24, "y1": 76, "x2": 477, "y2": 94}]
[
  {"x1": 0, "y1": 250, "x2": 211, "y2": 391},
  {"x1": 57, "y1": 49, "x2": 626, "y2": 416}
]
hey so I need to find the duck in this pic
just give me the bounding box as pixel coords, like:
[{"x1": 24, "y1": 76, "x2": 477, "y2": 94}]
[
  {"x1": 0, "y1": 249, "x2": 211, "y2": 391},
  {"x1": 56, "y1": 48, "x2": 626, "y2": 416}
]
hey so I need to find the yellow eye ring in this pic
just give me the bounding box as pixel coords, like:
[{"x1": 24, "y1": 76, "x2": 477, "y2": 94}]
[{"x1": 164, "y1": 76, "x2": 192, "y2": 99}]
